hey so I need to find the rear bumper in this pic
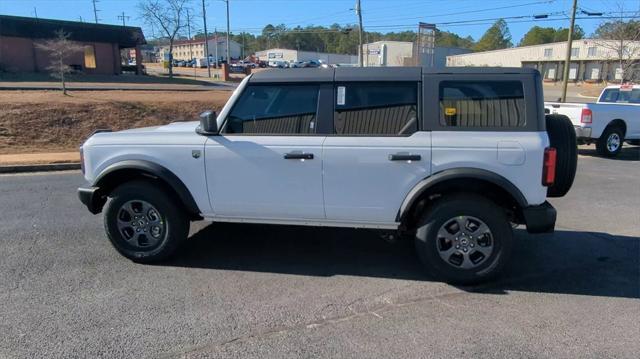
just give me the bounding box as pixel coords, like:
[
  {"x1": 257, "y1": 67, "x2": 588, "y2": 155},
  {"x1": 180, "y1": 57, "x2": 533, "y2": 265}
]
[
  {"x1": 574, "y1": 126, "x2": 592, "y2": 139},
  {"x1": 78, "y1": 186, "x2": 104, "y2": 214},
  {"x1": 522, "y1": 201, "x2": 556, "y2": 233}
]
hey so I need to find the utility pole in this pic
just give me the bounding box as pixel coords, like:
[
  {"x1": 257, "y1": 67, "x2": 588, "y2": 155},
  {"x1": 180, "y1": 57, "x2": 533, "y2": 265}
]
[
  {"x1": 202, "y1": 0, "x2": 211, "y2": 77},
  {"x1": 561, "y1": 0, "x2": 578, "y2": 102},
  {"x1": 215, "y1": 27, "x2": 219, "y2": 68},
  {"x1": 117, "y1": 11, "x2": 129, "y2": 27},
  {"x1": 33, "y1": 7, "x2": 38, "y2": 19},
  {"x1": 92, "y1": 0, "x2": 99, "y2": 24},
  {"x1": 186, "y1": 8, "x2": 195, "y2": 78},
  {"x1": 355, "y1": 0, "x2": 364, "y2": 67},
  {"x1": 225, "y1": 0, "x2": 231, "y2": 63}
]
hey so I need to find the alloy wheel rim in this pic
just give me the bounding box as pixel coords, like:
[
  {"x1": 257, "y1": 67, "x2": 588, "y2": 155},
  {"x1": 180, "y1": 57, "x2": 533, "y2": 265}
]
[
  {"x1": 436, "y1": 216, "x2": 494, "y2": 269},
  {"x1": 116, "y1": 200, "x2": 165, "y2": 249},
  {"x1": 607, "y1": 133, "x2": 621, "y2": 152}
]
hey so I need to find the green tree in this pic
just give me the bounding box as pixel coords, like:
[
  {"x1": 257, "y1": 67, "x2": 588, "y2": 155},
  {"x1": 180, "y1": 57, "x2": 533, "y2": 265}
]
[
  {"x1": 519, "y1": 26, "x2": 583, "y2": 46},
  {"x1": 436, "y1": 30, "x2": 474, "y2": 48},
  {"x1": 473, "y1": 19, "x2": 512, "y2": 52}
]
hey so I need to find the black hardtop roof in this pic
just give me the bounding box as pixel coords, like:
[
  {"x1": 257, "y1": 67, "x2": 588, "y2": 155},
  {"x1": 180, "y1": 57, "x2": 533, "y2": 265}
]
[{"x1": 248, "y1": 66, "x2": 539, "y2": 83}]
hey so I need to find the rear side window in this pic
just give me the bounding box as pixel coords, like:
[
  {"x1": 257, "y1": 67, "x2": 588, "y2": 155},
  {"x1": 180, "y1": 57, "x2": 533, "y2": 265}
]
[
  {"x1": 599, "y1": 88, "x2": 640, "y2": 103},
  {"x1": 224, "y1": 84, "x2": 319, "y2": 134},
  {"x1": 334, "y1": 82, "x2": 418, "y2": 136},
  {"x1": 439, "y1": 81, "x2": 526, "y2": 128}
]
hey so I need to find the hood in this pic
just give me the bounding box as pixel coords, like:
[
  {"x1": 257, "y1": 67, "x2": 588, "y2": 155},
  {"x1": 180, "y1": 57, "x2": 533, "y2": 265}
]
[{"x1": 118, "y1": 121, "x2": 199, "y2": 134}]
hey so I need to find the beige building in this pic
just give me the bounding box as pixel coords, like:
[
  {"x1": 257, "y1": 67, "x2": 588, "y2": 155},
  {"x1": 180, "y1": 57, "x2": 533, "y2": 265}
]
[
  {"x1": 255, "y1": 48, "x2": 357, "y2": 65},
  {"x1": 159, "y1": 37, "x2": 241, "y2": 62},
  {"x1": 362, "y1": 41, "x2": 471, "y2": 67},
  {"x1": 447, "y1": 39, "x2": 640, "y2": 82}
]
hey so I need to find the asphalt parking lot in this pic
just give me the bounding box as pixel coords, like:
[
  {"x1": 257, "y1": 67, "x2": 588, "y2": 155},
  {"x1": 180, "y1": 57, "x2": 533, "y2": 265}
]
[{"x1": 1, "y1": 146, "x2": 638, "y2": 358}]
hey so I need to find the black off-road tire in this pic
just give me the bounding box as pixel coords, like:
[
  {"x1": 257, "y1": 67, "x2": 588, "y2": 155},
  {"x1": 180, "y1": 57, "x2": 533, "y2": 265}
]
[
  {"x1": 414, "y1": 194, "x2": 513, "y2": 285},
  {"x1": 545, "y1": 114, "x2": 577, "y2": 197},
  {"x1": 596, "y1": 125, "x2": 625, "y2": 157},
  {"x1": 104, "y1": 180, "x2": 190, "y2": 263}
]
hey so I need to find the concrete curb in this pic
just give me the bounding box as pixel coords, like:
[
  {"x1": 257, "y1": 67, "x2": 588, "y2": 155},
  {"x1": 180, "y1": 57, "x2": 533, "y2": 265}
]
[{"x1": 0, "y1": 163, "x2": 81, "y2": 174}]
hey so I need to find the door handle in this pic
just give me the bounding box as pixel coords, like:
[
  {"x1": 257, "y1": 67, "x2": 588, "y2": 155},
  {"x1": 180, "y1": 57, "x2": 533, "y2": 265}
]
[
  {"x1": 389, "y1": 154, "x2": 421, "y2": 161},
  {"x1": 284, "y1": 152, "x2": 314, "y2": 160}
]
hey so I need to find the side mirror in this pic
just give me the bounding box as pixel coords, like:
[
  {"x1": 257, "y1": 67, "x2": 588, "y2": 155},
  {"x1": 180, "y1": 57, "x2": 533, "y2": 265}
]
[{"x1": 198, "y1": 110, "x2": 218, "y2": 135}]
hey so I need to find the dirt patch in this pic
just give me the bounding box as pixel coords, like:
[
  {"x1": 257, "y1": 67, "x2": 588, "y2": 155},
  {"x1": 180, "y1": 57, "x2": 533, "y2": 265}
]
[{"x1": 0, "y1": 90, "x2": 231, "y2": 154}]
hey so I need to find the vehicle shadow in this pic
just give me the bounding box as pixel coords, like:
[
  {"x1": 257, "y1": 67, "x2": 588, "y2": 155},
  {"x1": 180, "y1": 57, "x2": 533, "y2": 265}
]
[
  {"x1": 578, "y1": 145, "x2": 640, "y2": 161},
  {"x1": 166, "y1": 223, "x2": 639, "y2": 299}
]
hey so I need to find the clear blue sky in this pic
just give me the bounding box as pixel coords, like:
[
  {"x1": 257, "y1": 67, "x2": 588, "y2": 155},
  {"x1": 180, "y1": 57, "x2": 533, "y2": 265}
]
[{"x1": 1, "y1": 0, "x2": 638, "y2": 43}]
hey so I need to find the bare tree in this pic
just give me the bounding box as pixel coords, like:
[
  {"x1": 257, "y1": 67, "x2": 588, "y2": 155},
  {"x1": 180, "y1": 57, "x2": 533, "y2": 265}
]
[
  {"x1": 35, "y1": 29, "x2": 83, "y2": 95},
  {"x1": 138, "y1": 0, "x2": 191, "y2": 78},
  {"x1": 593, "y1": 3, "x2": 640, "y2": 82}
]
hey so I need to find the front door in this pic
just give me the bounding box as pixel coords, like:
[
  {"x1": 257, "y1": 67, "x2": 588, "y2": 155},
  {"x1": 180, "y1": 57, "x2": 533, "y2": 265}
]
[
  {"x1": 205, "y1": 83, "x2": 326, "y2": 219},
  {"x1": 322, "y1": 81, "x2": 432, "y2": 224}
]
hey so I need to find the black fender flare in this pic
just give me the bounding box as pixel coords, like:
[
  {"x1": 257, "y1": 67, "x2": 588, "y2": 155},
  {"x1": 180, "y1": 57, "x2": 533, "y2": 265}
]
[
  {"x1": 94, "y1": 160, "x2": 201, "y2": 216},
  {"x1": 396, "y1": 168, "x2": 529, "y2": 222}
]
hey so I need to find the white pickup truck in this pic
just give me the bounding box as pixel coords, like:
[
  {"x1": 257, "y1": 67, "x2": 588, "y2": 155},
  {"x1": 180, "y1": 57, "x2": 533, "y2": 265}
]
[{"x1": 545, "y1": 84, "x2": 640, "y2": 157}]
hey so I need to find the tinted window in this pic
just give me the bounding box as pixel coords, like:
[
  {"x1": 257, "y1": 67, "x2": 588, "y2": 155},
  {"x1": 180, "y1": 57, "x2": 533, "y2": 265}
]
[
  {"x1": 334, "y1": 82, "x2": 418, "y2": 135},
  {"x1": 439, "y1": 81, "x2": 526, "y2": 128},
  {"x1": 224, "y1": 85, "x2": 319, "y2": 134},
  {"x1": 599, "y1": 88, "x2": 640, "y2": 103}
]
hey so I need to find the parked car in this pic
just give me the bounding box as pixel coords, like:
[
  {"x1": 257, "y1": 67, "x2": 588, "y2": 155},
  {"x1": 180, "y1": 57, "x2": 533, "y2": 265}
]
[
  {"x1": 545, "y1": 84, "x2": 640, "y2": 157},
  {"x1": 289, "y1": 61, "x2": 306, "y2": 68},
  {"x1": 78, "y1": 67, "x2": 576, "y2": 284},
  {"x1": 268, "y1": 60, "x2": 288, "y2": 68},
  {"x1": 305, "y1": 60, "x2": 320, "y2": 68}
]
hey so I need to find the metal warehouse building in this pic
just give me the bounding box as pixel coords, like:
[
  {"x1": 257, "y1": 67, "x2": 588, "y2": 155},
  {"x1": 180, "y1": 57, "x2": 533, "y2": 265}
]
[
  {"x1": 362, "y1": 40, "x2": 471, "y2": 67},
  {"x1": 255, "y1": 48, "x2": 357, "y2": 65},
  {"x1": 447, "y1": 39, "x2": 640, "y2": 82},
  {"x1": 0, "y1": 15, "x2": 146, "y2": 75}
]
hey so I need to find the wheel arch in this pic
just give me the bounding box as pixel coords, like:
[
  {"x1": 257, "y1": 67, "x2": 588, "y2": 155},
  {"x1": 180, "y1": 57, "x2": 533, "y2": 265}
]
[
  {"x1": 93, "y1": 160, "x2": 201, "y2": 219},
  {"x1": 605, "y1": 119, "x2": 627, "y2": 137},
  {"x1": 397, "y1": 168, "x2": 528, "y2": 228}
]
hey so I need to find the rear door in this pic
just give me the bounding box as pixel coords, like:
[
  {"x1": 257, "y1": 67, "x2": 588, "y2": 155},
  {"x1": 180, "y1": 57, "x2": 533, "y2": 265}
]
[
  {"x1": 425, "y1": 74, "x2": 549, "y2": 206},
  {"x1": 322, "y1": 80, "x2": 431, "y2": 224}
]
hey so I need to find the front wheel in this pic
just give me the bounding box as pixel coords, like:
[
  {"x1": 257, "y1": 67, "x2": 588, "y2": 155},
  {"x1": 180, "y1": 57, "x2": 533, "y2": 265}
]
[
  {"x1": 414, "y1": 194, "x2": 513, "y2": 285},
  {"x1": 104, "y1": 181, "x2": 189, "y2": 263},
  {"x1": 596, "y1": 126, "x2": 624, "y2": 157}
]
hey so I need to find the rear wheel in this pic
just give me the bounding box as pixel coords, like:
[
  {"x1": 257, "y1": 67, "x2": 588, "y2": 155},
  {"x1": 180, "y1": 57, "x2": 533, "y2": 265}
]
[
  {"x1": 597, "y1": 126, "x2": 624, "y2": 157},
  {"x1": 104, "y1": 181, "x2": 189, "y2": 263},
  {"x1": 414, "y1": 194, "x2": 513, "y2": 285}
]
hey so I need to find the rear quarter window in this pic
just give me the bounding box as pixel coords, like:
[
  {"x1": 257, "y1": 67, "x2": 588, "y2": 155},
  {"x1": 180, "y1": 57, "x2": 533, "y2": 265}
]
[{"x1": 439, "y1": 81, "x2": 526, "y2": 128}]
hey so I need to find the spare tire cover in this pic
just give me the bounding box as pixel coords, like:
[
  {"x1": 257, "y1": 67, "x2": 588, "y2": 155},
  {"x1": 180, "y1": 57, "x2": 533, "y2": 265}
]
[{"x1": 545, "y1": 114, "x2": 577, "y2": 197}]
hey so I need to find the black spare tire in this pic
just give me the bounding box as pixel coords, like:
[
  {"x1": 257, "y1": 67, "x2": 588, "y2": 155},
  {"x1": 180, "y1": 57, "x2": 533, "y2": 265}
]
[{"x1": 545, "y1": 114, "x2": 577, "y2": 197}]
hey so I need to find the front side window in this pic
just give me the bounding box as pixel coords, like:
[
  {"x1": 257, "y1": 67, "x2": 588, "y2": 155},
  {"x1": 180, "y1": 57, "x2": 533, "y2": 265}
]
[
  {"x1": 587, "y1": 47, "x2": 598, "y2": 57},
  {"x1": 571, "y1": 48, "x2": 579, "y2": 57},
  {"x1": 439, "y1": 81, "x2": 526, "y2": 128},
  {"x1": 334, "y1": 82, "x2": 418, "y2": 136},
  {"x1": 224, "y1": 84, "x2": 319, "y2": 134},
  {"x1": 544, "y1": 48, "x2": 553, "y2": 57}
]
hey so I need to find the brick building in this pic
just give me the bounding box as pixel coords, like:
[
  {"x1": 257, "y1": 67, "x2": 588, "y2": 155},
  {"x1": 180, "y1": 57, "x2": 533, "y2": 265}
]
[{"x1": 0, "y1": 15, "x2": 146, "y2": 75}]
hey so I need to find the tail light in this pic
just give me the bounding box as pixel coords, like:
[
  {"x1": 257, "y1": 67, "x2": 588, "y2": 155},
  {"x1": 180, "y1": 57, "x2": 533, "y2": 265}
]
[
  {"x1": 542, "y1": 147, "x2": 557, "y2": 187},
  {"x1": 581, "y1": 108, "x2": 592, "y2": 124},
  {"x1": 79, "y1": 146, "x2": 85, "y2": 175}
]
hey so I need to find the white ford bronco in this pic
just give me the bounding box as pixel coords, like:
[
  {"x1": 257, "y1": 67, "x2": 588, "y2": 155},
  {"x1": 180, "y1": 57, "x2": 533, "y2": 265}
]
[{"x1": 79, "y1": 67, "x2": 576, "y2": 284}]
